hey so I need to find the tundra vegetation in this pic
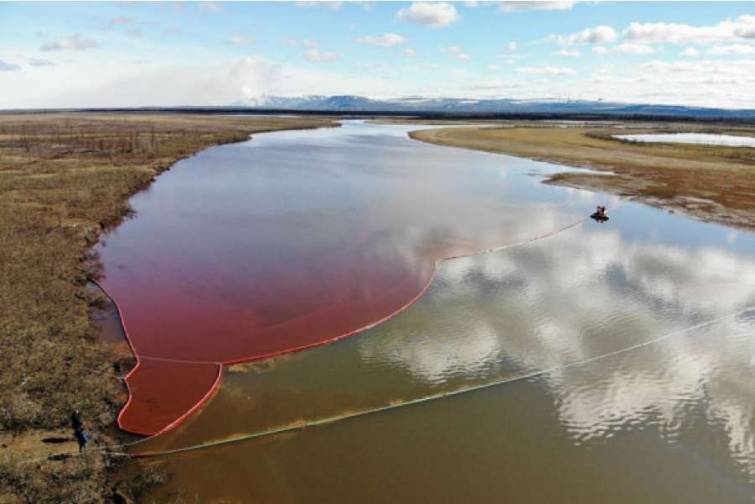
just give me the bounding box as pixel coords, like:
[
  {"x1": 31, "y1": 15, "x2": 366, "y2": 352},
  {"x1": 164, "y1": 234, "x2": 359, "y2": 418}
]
[
  {"x1": 0, "y1": 113, "x2": 336, "y2": 503},
  {"x1": 410, "y1": 122, "x2": 755, "y2": 230}
]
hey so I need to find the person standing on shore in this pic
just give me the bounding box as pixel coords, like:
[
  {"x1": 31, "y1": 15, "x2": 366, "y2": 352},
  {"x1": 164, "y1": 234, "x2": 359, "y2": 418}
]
[{"x1": 71, "y1": 410, "x2": 90, "y2": 453}]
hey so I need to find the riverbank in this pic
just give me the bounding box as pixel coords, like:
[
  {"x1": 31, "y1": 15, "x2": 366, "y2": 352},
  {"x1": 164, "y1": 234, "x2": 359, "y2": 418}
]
[
  {"x1": 0, "y1": 113, "x2": 337, "y2": 502},
  {"x1": 409, "y1": 123, "x2": 755, "y2": 231}
]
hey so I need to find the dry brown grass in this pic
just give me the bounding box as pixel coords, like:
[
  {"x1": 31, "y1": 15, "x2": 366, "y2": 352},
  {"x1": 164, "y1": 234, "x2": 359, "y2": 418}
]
[
  {"x1": 410, "y1": 123, "x2": 755, "y2": 230},
  {"x1": 0, "y1": 112, "x2": 336, "y2": 502}
]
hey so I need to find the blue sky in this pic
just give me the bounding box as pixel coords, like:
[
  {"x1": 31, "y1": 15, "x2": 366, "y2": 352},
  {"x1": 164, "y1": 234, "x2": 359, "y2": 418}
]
[{"x1": 1, "y1": 1, "x2": 754, "y2": 109}]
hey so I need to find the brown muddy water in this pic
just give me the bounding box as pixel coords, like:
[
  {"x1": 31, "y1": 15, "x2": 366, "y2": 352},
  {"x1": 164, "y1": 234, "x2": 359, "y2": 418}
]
[{"x1": 101, "y1": 122, "x2": 755, "y2": 502}]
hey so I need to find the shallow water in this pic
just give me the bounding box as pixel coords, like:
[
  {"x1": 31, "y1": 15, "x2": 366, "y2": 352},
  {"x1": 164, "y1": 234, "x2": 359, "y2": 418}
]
[
  {"x1": 614, "y1": 132, "x2": 755, "y2": 147},
  {"x1": 100, "y1": 122, "x2": 755, "y2": 501}
]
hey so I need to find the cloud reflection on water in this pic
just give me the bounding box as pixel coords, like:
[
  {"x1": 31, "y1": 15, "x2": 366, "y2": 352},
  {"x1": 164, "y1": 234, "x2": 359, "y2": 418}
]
[{"x1": 358, "y1": 221, "x2": 755, "y2": 474}]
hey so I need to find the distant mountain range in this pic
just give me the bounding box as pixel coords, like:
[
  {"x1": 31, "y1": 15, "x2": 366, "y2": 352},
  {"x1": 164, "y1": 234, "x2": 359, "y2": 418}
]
[
  {"x1": 64, "y1": 95, "x2": 755, "y2": 121},
  {"x1": 228, "y1": 95, "x2": 755, "y2": 120}
]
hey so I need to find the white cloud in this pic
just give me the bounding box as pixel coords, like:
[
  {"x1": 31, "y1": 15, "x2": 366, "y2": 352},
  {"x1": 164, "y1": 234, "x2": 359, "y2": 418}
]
[
  {"x1": 616, "y1": 42, "x2": 655, "y2": 54},
  {"x1": 5, "y1": 54, "x2": 414, "y2": 109},
  {"x1": 517, "y1": 65, "x2": 576, "y2": 75},
  {"x1": 592, "y1": 43, "x2": 655, "y2": 55},
  {"x1": 357, "y1": 33, "x2": 408, "y2": 47},
  {"x1": 98, "y1": 16, "x2": 136, "y2": 31},
  {"x1": 442, "y1": 45, "x2": 470, "y2": 61},
  {"x1": 198, "y1": 2, "x2": 221, "y2": 11},
  {"x1": 304, "y1": 48, "x2": 338, "y2": 62},
  {"x1": 228, "y1": 35, "x2": 254, "y2": 46},
  {"x1": 553, "y1": 25, "x2": 617, "y2": 46},
  {"x1": 31, "y1": 56, "x2": 284, "y2": 108},
  {"x1": 737, "y1": 14, "x2": 755, "y2": 38},
  {"x1": 555, "y1": 48, "x2": 581, "y2": 57},
  {"x1": 500, "y1": 1, "x2": 576, "y2": 12},
  {"x1": 4, "y1": 50, "x2": 753, "y2": 109},
  {"x1": 396, "y1": 2, "x2": 459, "y2": 29},
  {"x1": 0, "y1": 60, "x2": 21, "y2": 71},
  {"x1": 624, "y1": 58, "x2": 755, "y2": 107},
  {"x1": 294, "y1": 1, "x2": 342, "y2": 9},
  {"x1": 641, "y1": 59, "x2": 701, "y2": 73},
  {"x1": 641, "y1": 58, "x2": 755, "y2": 78},
  {"x1": 5, "y1": 12, "x2": 755, "y2": 112},
  {"x1": 706, "y1": 43, "x2": 755, "y2": 55},
  {"x1": 29, "y1": 58, "x2": 54, "y2": 67},
  {"x1": 354, "y1": 1, "x2": 374, "y2": 11},
  {"x1": 40, "y1": 33, "x2": 98, "y2": 52},
  {"x1": 624, "y1": 15, "x2": 755, "y2": 45},
  {"x1": 680, "y1": 47, "x2": 700, "y2": 57}
]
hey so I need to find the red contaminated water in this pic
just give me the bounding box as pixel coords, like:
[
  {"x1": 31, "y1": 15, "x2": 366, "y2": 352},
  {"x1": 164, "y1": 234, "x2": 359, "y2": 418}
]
[
  {"x1": 118, "y1": 359, "x2": 222, "y2": 436},
  {"x1": 105, "y1": 254, "x2": 438, "y2": 435},
  {"x1": 97, "y1": 123, "x2": 586, "y2": 435}
]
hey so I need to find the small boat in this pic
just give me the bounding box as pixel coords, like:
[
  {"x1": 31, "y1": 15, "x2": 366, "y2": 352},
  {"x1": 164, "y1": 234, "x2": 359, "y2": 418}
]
[{"x1": 591, "y1": 206, "x2": 609, "y2": 222}]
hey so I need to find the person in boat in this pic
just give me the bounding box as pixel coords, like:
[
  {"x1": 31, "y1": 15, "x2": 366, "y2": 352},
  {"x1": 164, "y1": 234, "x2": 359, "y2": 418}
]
[
  {"x1": 71, "y1": 410, "x2": 90, "y2": 452},
  {"x1": 591, "y1": 205, "x2": 608, "y2": 220}
]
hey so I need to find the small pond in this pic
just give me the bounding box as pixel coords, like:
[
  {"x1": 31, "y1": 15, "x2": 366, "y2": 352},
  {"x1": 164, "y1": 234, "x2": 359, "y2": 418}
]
[{"x1": 614, "y1": 132, "x2": 755, "y2": 147}]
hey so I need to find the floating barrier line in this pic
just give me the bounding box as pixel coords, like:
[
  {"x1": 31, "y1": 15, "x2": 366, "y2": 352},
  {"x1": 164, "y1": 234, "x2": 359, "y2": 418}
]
[
  {"x1": 13, "y1": 302, "x2": 749, "y2": 467},
  {"x1": 14, "y1": 201, "x2": 748, "y2": 466},
  {"x1": 89, "y1": 278, "x2": 226, "y2": 436},
  {"x1": 13, "y1": 210, "x2": 592, "y2": 465},
  {"x1": 91, "y1": 208, "x2": 606, "y2": 367},
  {"x1": 93, "y1": 203, "x2": 623, "y2": 436},
  {"x1": 129, "y1": 305, "x2": 753, "y2": 459}
]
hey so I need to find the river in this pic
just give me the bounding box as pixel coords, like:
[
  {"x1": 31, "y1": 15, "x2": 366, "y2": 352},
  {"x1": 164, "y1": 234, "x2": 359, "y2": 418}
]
[{"x1": 97, "y1": 121, "x2": 755, "y2": 502}]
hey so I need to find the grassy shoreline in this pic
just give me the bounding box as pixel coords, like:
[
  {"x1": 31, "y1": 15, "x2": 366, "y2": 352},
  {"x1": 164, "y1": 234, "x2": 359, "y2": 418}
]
[
  {"x1": 0, "y1": 113, "x2": 337, "y2": 502},
  {"x1": 409, "y1": 123, "x2": 755, "y2": 231}
]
